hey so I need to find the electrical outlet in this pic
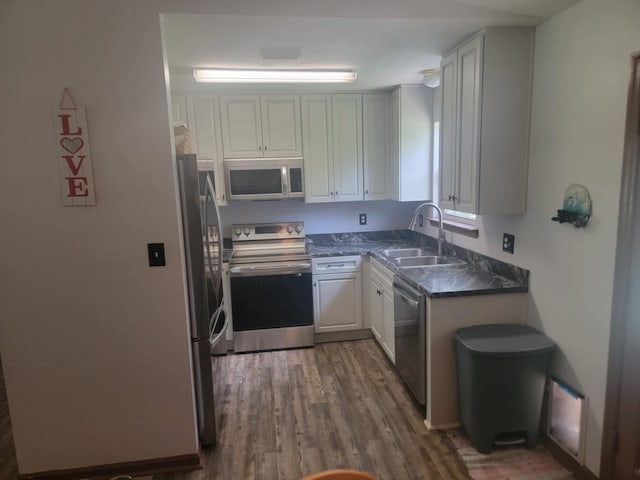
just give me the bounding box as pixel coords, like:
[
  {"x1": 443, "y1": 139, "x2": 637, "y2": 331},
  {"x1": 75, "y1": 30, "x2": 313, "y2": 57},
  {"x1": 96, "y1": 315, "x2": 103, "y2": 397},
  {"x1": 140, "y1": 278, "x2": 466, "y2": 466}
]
[
  {"x1": 418, "y1": 214, "x2": 424, "y2": 227},
  {"x1": 359, "y1": 213, "x2": 367, "y2": 225},
  {"x1": 148, "y1": 243, "x2": 166, "y2": 266},
  {"x1": 502, "y1": 233, "x2": 515, "y2": 254}
]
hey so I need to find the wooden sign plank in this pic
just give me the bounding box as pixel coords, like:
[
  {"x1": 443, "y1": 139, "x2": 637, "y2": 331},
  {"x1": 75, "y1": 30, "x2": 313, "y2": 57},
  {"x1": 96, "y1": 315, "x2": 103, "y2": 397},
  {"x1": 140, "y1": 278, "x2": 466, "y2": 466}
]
[{"x1": 52, "y1": 91, "x2": 96, "y2": 206}]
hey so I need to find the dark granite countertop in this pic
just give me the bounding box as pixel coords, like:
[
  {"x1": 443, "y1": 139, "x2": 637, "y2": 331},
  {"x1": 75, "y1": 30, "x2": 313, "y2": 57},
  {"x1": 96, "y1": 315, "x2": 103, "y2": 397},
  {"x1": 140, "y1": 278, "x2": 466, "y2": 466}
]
[{"x1": 306, "y1": 230, "x2": 528, "y2": 299}]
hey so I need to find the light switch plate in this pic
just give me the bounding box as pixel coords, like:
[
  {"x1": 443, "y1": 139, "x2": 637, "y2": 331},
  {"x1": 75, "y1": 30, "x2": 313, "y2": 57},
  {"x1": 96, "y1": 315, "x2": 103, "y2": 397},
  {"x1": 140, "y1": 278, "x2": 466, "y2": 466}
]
[{"x1": 148, "y1": 243, "x2": 166, "y2": 267}]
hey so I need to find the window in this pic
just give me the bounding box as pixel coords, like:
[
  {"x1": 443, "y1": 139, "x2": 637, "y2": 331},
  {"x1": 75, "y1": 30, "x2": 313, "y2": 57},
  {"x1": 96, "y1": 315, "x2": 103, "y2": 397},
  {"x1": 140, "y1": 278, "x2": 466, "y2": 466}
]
[{"x1": 443, "y1": 209, "x2": 477, "y2": 221}]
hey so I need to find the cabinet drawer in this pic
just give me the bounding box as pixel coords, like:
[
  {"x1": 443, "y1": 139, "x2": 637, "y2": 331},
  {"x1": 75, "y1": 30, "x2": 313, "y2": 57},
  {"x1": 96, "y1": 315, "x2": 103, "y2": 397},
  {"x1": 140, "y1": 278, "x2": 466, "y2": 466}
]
[{"x1": 312, "y1": 255, "x2": 361, "y2": 274}]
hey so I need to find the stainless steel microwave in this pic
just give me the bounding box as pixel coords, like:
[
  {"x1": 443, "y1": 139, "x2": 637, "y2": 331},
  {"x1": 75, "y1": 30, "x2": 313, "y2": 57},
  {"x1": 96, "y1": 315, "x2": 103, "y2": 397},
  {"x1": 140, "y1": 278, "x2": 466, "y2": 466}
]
[{"x1": 224, "y1": 157, "x2": 304, "y2": 200}]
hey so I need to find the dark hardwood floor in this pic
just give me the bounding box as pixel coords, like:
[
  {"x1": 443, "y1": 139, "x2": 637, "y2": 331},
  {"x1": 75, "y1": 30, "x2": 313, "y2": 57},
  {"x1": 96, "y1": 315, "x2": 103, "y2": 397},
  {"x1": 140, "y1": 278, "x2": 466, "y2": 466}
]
[
  {"x1": 0, "y1": 341, "x2": 469, "y2": 480},
  {"x1": 158, "y1": 340, "x2": 469, "y2": 480}
]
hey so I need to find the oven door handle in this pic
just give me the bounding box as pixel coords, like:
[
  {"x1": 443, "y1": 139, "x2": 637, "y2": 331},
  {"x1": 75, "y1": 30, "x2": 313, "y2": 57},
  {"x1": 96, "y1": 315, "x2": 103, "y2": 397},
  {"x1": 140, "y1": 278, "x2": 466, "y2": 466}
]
[
  {"x1": 281, "y1": 166, "x2": 288, "y2": 196},
  {"x1": 230, "y1": 262, "x2": 311, "y2": 277}
]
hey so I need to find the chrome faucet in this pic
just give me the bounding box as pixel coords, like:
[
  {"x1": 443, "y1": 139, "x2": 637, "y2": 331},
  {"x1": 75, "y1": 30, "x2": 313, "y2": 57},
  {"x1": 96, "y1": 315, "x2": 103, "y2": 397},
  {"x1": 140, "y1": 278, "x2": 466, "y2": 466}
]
[{"x1": 408, "y1": 202, "x2": 444, "y2": 256}]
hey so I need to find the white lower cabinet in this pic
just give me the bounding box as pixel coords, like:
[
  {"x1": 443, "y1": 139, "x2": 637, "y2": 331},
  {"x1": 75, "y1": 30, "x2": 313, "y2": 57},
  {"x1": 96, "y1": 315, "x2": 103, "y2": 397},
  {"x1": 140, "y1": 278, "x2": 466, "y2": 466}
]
[
  {"x1": 312, "y1": 256, "x2": 362, "y2": 333},
  {"x1": 369, "y1": 258, "x2": 395, "y2": 363}
]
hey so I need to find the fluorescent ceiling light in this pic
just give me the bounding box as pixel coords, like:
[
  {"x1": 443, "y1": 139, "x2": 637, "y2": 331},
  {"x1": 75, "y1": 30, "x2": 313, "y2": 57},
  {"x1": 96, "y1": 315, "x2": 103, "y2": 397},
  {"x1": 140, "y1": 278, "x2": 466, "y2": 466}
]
[{"x1": 193, "y1": 69, "x2": 357, "y2": 83}]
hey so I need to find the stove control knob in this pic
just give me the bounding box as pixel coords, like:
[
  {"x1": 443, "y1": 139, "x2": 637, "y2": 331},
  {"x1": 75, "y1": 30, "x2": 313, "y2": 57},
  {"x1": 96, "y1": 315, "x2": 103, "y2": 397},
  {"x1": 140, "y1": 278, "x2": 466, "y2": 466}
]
[
  {"x1": 286, "y1": 225, "x2": 294, "y2": 234},
  {"x1": 243, "y1": 227, "x2": 251, "y2": 236},
  {"x1": 295, "y1": 225, "x2": 303, "y2": 234},
  {"x1": 234, "y1": 228, "x2": 242, "y2": 237}
]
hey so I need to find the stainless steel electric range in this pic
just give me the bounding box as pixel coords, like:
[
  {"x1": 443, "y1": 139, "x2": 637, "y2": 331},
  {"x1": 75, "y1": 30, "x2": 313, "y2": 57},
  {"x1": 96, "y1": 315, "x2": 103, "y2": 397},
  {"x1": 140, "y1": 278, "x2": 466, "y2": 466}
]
[{"x1": 228, "y1": 222, "x2": 313, "y2": 353}]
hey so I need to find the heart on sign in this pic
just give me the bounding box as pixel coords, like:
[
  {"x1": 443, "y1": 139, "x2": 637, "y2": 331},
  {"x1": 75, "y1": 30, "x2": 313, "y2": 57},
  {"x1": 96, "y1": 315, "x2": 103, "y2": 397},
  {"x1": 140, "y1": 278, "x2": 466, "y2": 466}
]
[{"x1": 60, "y1": 137, "x2": 84, "y2": 154}]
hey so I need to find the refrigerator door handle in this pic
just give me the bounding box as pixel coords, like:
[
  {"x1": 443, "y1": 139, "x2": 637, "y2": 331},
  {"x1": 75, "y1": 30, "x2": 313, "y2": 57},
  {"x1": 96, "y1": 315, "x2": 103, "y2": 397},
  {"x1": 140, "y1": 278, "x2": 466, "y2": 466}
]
[
  {"x1": 205, "y1": 173, "x2": 227, "y2": 342},
  {"x1": 205, "y1": 174, "x2": 223, "y2": 282},
  {"x1": 203, "y1": 174, "x2": 214, "y2": 293}
]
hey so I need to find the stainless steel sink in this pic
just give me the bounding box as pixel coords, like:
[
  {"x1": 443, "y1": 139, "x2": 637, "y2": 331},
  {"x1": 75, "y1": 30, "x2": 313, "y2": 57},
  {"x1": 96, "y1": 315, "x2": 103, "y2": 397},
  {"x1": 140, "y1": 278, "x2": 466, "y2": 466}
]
[
  {"x1": 393, "y1": 256, "x2": 465, "y2": 267},
  {"x1": 382, "y1": 248, "x2": 434, "y2": 258}
]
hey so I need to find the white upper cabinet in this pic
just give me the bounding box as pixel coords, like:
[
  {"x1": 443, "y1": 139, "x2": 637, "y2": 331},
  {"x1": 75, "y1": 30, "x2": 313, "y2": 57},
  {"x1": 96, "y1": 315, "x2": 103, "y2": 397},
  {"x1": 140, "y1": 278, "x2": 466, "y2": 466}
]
[
  {"x1": 391, "y1": 85, "x2": 433, "y2": 202},
  {"x1": 439, "y1": 52, "x2": 458, "y2": 211},
  {"x1": 301, "y1": 95, "x2": 334, "y2": 202},
  {"x1": 220, "y1": 95, "x2": 302, "y2": 158},
  {"x1": 220, "y1": 95, "x2": 262, "y2": 157},
  {"x1": 302, "y1": 94, "x2": 363, "y2": 203},
  {"x1": 186, "y1": 95, "x2": 227, "y2": 205},
  {"x1": 188, "y1": 95, "x2": 221, "y2": 162},
  {"x1": 171, "y1": 94, "x2": 188, "y2": 126},
  {"x1": 439, "y1": 28, "x2": 534, "y2": 214},
  {"x1": 260, "y1": 96, "x2": 303, "y2": 157},
  {"x1": 332, "y1": 94, "x2": 364, "y2": 202},
  {"x1": 363, "y1": 93, "x2": 391, "y2": 200}
]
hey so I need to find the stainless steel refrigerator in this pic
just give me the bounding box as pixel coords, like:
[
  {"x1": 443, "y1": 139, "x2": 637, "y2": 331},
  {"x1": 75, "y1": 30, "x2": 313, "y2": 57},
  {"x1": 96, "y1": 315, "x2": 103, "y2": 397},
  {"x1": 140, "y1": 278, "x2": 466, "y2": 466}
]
[{"x1": 176, "y1": 154, "x2": 226, "y2": 446}]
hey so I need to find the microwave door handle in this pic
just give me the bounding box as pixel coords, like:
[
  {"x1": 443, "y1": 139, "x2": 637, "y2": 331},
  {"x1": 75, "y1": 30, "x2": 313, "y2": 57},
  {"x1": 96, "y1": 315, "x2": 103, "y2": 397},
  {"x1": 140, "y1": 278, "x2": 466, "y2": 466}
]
[{"x1": 281, "y1": 166, "x2": 288, "y2": 195}]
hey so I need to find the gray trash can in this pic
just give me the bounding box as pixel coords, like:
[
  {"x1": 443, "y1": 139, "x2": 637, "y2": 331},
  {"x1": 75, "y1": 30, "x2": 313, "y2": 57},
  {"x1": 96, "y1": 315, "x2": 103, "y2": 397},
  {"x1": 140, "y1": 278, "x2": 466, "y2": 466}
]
[{"x1": 454, "y1": 324, "x2": 555, "y2": 454}]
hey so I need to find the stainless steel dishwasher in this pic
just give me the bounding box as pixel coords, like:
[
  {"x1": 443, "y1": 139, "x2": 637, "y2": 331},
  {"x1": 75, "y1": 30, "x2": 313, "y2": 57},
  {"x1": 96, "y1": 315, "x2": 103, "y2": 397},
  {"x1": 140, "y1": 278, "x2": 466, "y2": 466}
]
[{"x1": 393, "y1": 276, "x2": 427, "y2": 406}]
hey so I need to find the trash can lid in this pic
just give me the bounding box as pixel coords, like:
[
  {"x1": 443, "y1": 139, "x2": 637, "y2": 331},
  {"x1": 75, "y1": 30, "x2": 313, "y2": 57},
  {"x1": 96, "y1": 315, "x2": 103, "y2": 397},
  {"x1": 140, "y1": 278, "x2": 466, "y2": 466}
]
[{"x1": 454, "y1": 324, "x2": 555, "y2": 357}]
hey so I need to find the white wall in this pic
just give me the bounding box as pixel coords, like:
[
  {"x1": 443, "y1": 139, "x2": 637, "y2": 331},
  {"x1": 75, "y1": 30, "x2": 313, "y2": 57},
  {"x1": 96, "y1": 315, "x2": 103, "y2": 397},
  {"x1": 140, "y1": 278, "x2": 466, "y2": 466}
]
[
  {"x1": 220, "y1": 200, "x2": 419, "y2": 235},
  {"x1": 0, "y1": 2, "x2": 199, "y2": 474},
  {"x1": 420, "y1": 0, "x2": 640, "y2": 474}
]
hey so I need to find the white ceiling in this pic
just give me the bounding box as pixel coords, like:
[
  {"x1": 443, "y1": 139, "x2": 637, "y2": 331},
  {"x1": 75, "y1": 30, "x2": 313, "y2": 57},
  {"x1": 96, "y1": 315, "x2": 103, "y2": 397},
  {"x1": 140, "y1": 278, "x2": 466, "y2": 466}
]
[{"x1": 163, "y1": 0, "x2": 581, "y2": 92}]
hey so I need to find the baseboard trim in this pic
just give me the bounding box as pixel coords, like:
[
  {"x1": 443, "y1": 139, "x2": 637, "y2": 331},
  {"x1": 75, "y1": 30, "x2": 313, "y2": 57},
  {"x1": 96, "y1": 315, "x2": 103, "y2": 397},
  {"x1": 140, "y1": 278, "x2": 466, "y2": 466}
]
[
  {"x1": 19, "y1": 453, "x2": 201, "y2": 480},
  {"x1": 314, "y1": 329, "x2": 374, "y2": 344},
  {"x1": 424, "y1": 419, "x2": 460, "y2": 431},
  {"x1": 543, "y1": 436, "x2": 599, "y2": 480}
]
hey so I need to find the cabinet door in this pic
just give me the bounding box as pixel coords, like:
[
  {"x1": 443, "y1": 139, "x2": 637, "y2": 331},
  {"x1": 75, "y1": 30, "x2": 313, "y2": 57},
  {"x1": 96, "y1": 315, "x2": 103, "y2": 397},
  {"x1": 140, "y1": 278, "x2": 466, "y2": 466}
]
[
  {"x1": 189, "y1": 96, "x2": 219, "y2": 161},
  {"x1": 439, "y1": 51, "x2": 457, "y2": 210},
  {"x1": 381, "y1": 288, "x2": 395, "y2": 363},
  {"x1": 220, "y1": 95, "x2": 263, "y2": 158},
  {"x1": 396, "y1": 86, "x2": 433, "y2": 202},
  {"x1": 188, "y1": 96, "x2": 227, "y2": 205},
  {"x1": 313, "y1": 273, "x2": 362, "y2": 333},
  {"x1": 456, "y1": 35, "x2": 483, "y2": 213},
  {"x1": 390, "y1": 91, "x2": 400, "y2": 200},
  {"x1": 302, "y1": 95, "x2": 334, "y2": 203},
  {"x1": 260, "y1": 96, "x2": 302, "y2": 157},
  {"x1": 332, "y1": 94, "x2": 363, "y2": 202},
  {"x1": 369, "y1": 271, "x2": 383, "y2": 342},
  {"x1": 171, "y1": 94, "x2": 188, "y2": 126},
  {"x1": 363, "y1": 94, "x2": 391, "y2": 200}
]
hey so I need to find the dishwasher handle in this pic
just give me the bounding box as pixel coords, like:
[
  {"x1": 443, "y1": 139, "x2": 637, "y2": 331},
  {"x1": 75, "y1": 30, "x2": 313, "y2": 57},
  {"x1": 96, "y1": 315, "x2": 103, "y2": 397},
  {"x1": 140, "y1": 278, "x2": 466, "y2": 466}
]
[
  {"x1": 392, "y1": 277, "x2": 423, "y2": 303},
  {"x1": 397, "y1": 291, "x2": 419, "y2": 307}
]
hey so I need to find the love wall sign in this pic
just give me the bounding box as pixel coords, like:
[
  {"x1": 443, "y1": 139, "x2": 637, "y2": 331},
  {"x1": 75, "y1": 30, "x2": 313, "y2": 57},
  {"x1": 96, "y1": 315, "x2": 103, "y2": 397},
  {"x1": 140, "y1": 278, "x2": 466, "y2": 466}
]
[{"x1": 53, "y1": 88, "x2": 96, "y2": 205}]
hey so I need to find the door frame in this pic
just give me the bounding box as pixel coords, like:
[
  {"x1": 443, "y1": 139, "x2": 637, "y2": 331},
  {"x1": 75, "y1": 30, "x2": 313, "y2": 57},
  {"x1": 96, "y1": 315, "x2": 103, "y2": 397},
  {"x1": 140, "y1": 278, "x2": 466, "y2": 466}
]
[{"x1": 601, "y1": 51, "x2": 640, "y2": 479}]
